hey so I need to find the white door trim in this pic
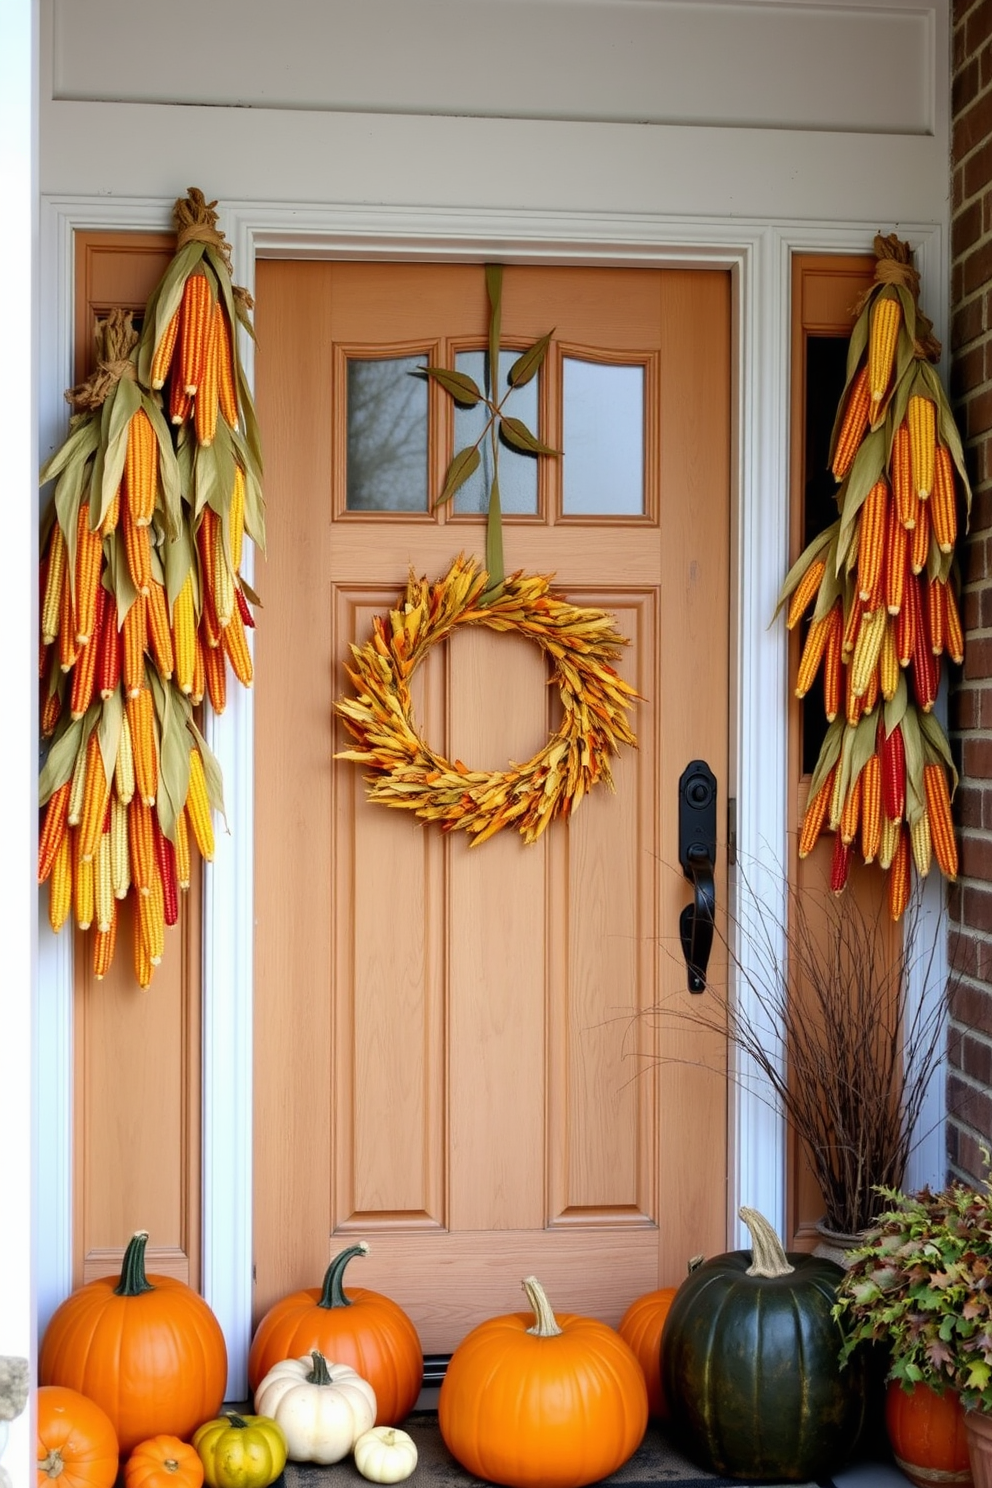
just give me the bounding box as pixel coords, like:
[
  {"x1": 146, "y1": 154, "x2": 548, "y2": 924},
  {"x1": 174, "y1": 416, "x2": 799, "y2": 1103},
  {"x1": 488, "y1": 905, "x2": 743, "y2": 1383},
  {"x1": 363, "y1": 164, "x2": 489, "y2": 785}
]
[{"x1": 38, "y1": 195, "x2": 945, "y2": 1398}]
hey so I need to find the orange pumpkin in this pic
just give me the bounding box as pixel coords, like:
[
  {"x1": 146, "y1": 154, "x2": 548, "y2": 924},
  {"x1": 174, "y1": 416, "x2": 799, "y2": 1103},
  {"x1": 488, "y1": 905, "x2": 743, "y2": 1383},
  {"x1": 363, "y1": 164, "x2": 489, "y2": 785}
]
[
  {"x1": 247, "y1": 1241, "x2": 422, "y2": 1426},
  {"x1": 438, "y1": 1275, "x2": 648, "y2": 1488},
  {"x1": 617, "y1": 1287, "x2": 677, "y2": 1420},
  {"x1": 885, "y1": 1381, "x2": 972, "y2": 1488},
  {"x1": 37, "y1": 1385, "x2": 119, "y2": 1488},
  {"x1": 124, "y1": 1436, "x2": 205, "y2": 1488},
  {"x1": 39, "y1": 1230, "x2": 228, "y2": 1455}
]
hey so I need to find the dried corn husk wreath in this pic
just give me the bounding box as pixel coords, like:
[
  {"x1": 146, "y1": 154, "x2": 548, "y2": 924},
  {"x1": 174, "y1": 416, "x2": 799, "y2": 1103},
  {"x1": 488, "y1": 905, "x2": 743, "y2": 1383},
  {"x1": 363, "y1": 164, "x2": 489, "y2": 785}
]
[
  {"x1": 777, "y1": 233, "x2": 968, "y2": 918},
  {"x1": 37, "y1": 187, "x2": 264, "y2": 987},
  {"x1": 335, "y1": 555, "x2": 639, "y2": 845}
]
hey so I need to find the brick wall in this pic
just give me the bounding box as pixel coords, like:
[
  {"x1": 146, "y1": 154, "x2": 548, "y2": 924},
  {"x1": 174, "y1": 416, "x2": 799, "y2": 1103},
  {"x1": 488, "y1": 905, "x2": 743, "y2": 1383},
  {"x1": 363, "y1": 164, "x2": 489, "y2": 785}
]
[{"x1": 949, "y1": 0, "x2": 992, "y2": 1183}]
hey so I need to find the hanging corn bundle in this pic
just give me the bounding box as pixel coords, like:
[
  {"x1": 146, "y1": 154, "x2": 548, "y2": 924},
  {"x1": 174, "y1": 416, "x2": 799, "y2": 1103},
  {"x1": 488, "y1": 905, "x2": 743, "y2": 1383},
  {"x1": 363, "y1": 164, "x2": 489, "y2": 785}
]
[
  {"x1": 777, "y1": 232, "x2": 968, "y2": 919},
  {"x1": 37, "y1": 186, "x2": 264, "y2": 987}
]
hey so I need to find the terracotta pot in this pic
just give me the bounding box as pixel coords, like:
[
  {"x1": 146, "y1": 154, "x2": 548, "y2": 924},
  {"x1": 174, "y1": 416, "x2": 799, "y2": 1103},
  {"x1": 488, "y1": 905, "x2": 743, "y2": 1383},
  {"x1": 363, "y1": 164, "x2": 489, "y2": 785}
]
[
  {"x1": 965, "y1": 1408, "x2": 992, "y2": 1488},
  {"x1": 885, "y1": 1381, "x2": 972, "y2": 1488}
]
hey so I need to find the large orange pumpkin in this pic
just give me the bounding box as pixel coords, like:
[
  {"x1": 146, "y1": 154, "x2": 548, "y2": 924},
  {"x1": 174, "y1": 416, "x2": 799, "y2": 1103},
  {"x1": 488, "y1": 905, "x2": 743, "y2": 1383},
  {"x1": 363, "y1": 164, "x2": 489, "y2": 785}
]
[
  {"x1": 39, "y1": 1230, "x2": 228, "y2": 1455},
  {"x1": 617, "y1": 1287, "x2": 677, "y2": 1420},
  {"x1": 37, "y1": 1385, "x2": 119, "y2": 1488},
  {"x1": 247, "y1": 1241, "x2": 422, "y2": 1426},
  {"x1": 438, "y1": 1274, "x2": 648, "y2": 1488},
  {"x1": 885, "y1": 1381, "x2": 973, "y2": 1488}
]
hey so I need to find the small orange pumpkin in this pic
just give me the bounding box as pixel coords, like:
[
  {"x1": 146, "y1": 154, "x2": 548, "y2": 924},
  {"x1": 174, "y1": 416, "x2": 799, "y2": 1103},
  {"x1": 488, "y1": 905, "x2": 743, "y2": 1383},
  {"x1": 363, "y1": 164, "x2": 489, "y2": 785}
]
[
  {"x1": 124, "y1": 1436, "x2": 205, "y2": 1488},
  {"x1": 247, "y1": 1241, "x2": 422, "y2": 1425},
  {"x1": 39, "y1": 1230, "x2": 228, "y2": 1455},
  {"x1": 617, "y1": 1287, "x2": 677, "y2": 1420},
  {"x1": 37, "y1": 1385, "x2": 119, "y2": 1488},
  {"x1": 884, "y1": 1381, "x2": 972, "y2": 1488},
  {"x1": 438, "y1": 1274, "x2": 648, "y2": 1488}
]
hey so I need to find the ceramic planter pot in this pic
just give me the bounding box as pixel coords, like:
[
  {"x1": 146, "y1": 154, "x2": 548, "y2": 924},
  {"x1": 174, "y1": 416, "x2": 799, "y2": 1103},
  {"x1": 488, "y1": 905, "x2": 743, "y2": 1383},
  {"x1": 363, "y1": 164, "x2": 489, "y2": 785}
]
[{"x1": 885, "y1": 1381, "x2": 972, "y2": 1488}]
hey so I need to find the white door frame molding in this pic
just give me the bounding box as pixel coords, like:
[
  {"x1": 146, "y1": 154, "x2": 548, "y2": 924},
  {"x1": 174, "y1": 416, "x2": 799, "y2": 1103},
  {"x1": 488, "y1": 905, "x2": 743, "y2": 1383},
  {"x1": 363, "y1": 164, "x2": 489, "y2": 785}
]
[{"x1": 38, "y1": 194, "x2": 945, "y2": 1399}]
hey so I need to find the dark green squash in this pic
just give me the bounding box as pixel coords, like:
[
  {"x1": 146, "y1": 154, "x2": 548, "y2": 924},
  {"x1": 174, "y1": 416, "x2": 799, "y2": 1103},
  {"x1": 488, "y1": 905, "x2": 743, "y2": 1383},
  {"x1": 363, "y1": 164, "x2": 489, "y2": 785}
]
[{"x1": 660, "y1": 1207, "x2": 866, "y2": 1483}]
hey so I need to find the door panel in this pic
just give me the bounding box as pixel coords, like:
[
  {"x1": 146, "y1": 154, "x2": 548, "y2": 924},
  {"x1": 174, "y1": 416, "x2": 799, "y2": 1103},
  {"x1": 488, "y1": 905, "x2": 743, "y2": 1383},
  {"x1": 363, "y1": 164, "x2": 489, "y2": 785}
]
[{"x1": 253, "y1": 260, "x2": 731, "y2": 1352}]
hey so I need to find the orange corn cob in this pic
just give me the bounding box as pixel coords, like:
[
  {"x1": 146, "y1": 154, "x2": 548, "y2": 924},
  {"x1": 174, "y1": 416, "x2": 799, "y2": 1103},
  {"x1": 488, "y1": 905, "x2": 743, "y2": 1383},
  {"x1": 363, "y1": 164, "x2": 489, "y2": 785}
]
[
  {"x1": 822, "y1": 605, "x2": 842, "y2": 722},
  {"x1": 115, "y1": 708, "x2": 136, "y2": 806},
  {"x1": 78, "y1": 730, "x2": 110, "y2": 864},
  {"x1": 831, "y1": 366, "x2": 871, "y2": 480},
  {"x1": 891, "y1": 420, "x2": 915, "y2": 529},
  {"x1": 912, "y1": 606, "x2": 939, "y2": 712},
  {"x1": 92, "y1": 902, "x2": 118, "y2": 981},
  {"x1": 74, "y1": 503, "x2": 103, "y2": 645},
  {"x1": 946, "y1": 581, "x2": 965, "y2": 664},
  {"x1": 931, "y1": 445, "x2": 958, "y2": 555},
  {"x1": 150, "y1": 305, "x2": 181, "y2": 390},
  {"x1": 862, "y1": 660, "x2": 880, "y2": 717},
  {"x1": 221, "y1": 605, "x2": 253, "y2": 687},
  {"x1": 910, "y1": 497, "x2": 931, "y2": 576},
  {"x1": 195, "y1": 303, "x2": 222, "y2": 448},
  {"x1": 908, "y1": 394, "x2": 936, "y2": 501},
  {"x1": 38, "y1": 780, "x2": 72, "y2": 884},
  {"x1": 885, "y1": 501, "x2": 908, "y2": 616},
  {"x1": 840, "y1": 770, "x2": 863, "y2": 847},
  {"x1": 846, "y1": 662, "x2": 866, "y2": 728},
  {"x1": 101, "y1": 485, "x2": 121, "y2": 538},
  {"x1": 169, "y1": 375, "x2": 192, "y2": 428},
  {"x1": 924, "y1": 762, "x2": 958, "y2": 880},
  {"x1": 842, "y1": 598, "x2": 862, "y2": 660},
  {"x1": 858, "y1": 479, "x2": 889, "y2": 603},
  {"x1": 70, "y1": 585, "x2": 107, "y2": 720},
  {"x1": 868, "y1": 296, "x2": 901, "y2": 422},
  {"x1": 216, "y1": 307, "x2": 239, "y2": 430},
  {"x1": 186, "y1": 747, "x2": 215, "y2": 861},
  {"x1": 97, "y1": 601, "x2": 121, "y2": 700},
  {"x1": 795, "y1": 611, "x2": 832, "y2": 697},
  {"x1": 191, "y1": 632, "x2": 206, "y2": 706},
  {"x1": 830, "y1": 831, "x2": 851, "y2": 894},
  {"x1": 122, "y1": 496, "x2": 151, "y2": 597},
  {"x1": 179, "y1": 271, "x2": 214, "y2": 397},
  {"x1": 860, "y1": 752, "x2": 882, "y2": 865},
  {"x1": 881, "y1": 722, "x2": 906, "y2": 823},
  {"x1": 897, "y1": 568, "x2": 919, "y2": 667},
  {"x1": 889, "y1": 825, "x2": 911, "y2": 921},
  {"x1": 41, "y1": 687, "x2": 62, "y2": 739},
  {"x1": 58, "y1": 560, "x2": 78, "y2": 673},
  {"x1": 139, "y1": 864, "x2": 166, "y2": 967},
  {"x1": 146, "y1": 579, "x2": 175, "y2": 681},
  {"x1": 134, "y1": 918, "x2": 154, "y2": 988},
  {"x1": 122, "y1": 594, "x2": 147, "y2": 699},
  {"x1": 128, "y1": 794, "x2": 155, "y2": 896},
  {"x1": 799, "y1": 765, "x2": 836, "y2": 858},
  {"x1": 928, "y1": 577, "x2": 947, "y2": 657},
  {"x1": 174, "y1": 807, "x2": 191, "y2": 891},
  {"x1": 127, "y1": 686, "x2": 159, "y2": 808},
  {"x1": 48, "y1": 829, "x2": 73, "y2": 933},
  {"x1": 204, "y1": 639, "x2": 227, "y2": 714},
  {"x1": 123, "y1": 406, "x2": 158, "y2": 527},
  {"x1": 41, "y1": 521, "x2": 66, "y2": 645}
]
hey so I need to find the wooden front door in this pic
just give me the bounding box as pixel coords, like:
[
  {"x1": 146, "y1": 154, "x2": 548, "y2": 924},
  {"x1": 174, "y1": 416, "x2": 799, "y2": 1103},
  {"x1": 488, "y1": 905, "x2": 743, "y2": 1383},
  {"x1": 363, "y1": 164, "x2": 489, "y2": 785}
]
[{"x1": 252, "y1": 260, "x2": 732, "y2": 1354}]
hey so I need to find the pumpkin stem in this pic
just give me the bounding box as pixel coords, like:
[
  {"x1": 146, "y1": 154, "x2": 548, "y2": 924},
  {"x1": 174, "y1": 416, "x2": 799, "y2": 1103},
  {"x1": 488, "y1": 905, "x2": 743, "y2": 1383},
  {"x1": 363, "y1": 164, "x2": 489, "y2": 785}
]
[
  {"x1": 225, "y1": 1414, "x2": 249, "y2": 1430},
  {"x1": 740, "y1": 1206, "x2": 795, "y2": 1278},
  {"x1": 318, "y1": 1240, "x2": 371, "y2": 1309},
  {"x1": 40, "y1": 1450, "x2": 64, "y2": 1479},
  {"x1": 113, "y1": 1230, "x2": 155, "y2": 1296},
  {"x1": 307, "y1": 1350, "x2": 333, "y2": 1385},
  {"x1": 522, "y1": 1275, "x2": 564, "y2": 1337}
]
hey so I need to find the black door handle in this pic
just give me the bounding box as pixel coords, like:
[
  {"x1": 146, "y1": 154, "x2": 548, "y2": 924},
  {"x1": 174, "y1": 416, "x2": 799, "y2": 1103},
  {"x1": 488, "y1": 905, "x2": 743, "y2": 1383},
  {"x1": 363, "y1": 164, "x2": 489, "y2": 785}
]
[{"x1": 678, "y1": 761, "x2": 717, "y2": 993}]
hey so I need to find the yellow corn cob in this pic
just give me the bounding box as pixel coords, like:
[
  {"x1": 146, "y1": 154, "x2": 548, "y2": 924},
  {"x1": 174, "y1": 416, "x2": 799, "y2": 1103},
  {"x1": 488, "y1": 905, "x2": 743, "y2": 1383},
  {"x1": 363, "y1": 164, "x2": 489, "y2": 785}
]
[
  {"x1": 930, "y1": 444, "x2": 958, "y2": 554},
  {"x1": 191, "y1": 632, "x2": 206, "y2": 706},
  {"x1": 831, "y1": 366, "x2": 871, "y2": 480},
  {"x1": 78, "y1": 730, "x2": 110, "y2": 863},
  {"x1": 110, "y1": 793, "x2": 130, "y2": 899},
  {"x1": 924, "y1": 762, "x2": 958, "y2": 880},
  {"x1": 795, "y1": 611, "x2": 832, "y2": 698},
  {"x1": 879, "y1": 812, "x2": 901, "y2": 871},
  {"x1": 48, "y1": 829, "x2": 73, "y2": 933},
  {"x1": 799, "y1": 766, "x2": 835, "y2": 858},
  {"x1": 946, "y1": 581, "x2": 965, "y2": 664},
  {"x1": 891, "y1": 420, "x2": 915, "y2": 529},
  {"x1": 846, "y1": 659, "x2": 865, "y2": 728},
  {"x1": 822, "y1": 606, "x2": 842, "y2": 722},
  {"x1": 122, "y1": 496, "x2": 152, "y2": 597},
  {"x1": 216, "y1": 308, "x2": 239, "y2": 430},
  {"x1": 146, "y1": 579, "x2": 175, "y2": 680},
  {"x1": 911, "y1": 500, "x2": 930, "y2": 576},
  {"x1": 123, "y1": 406, "x2": 158, "y2": 527},
  {"x1": 195, "y1": 303, "x2": 222, "y2": 448},
  {"x1": 174, "y1": 806, "x2": 191, "y2": 890},
  {"x1": 179, "y1": 271, "x2": 214, "y2": 396},
  {"x1": 128, "y1": 794, "x2": 155, "y2": 896},
  {"x1": 212, "y1": 516, "x2": 235, "y2": 629},
  {"x1": 851, "y1": 604, "x2": 886, "y2": 697},
  {"x1": 67, "y1": 734, "x2": 89, "y2": 827},
  {"x1": 840, "y1": 771, "x2": 862, "y2": 847},
  {"x1": 139, "y1": 867, "x2": 166, "y2": 967},
  {"x1": 908, "y1": 394, "x2": 936, "y2": 501},
  {"x1": 230, "y1": 463, "x2": 246, "y2": 574},
  {"x1": 829, "y1": 754, "x2": 847, "y2": 831},
  {"x1": 101, "y1": 485, "x2": 121, "y2": 538},
  {"x1": 860, "y1": 752, "x2": 882, "y2": 864},
  {"x1": 92, "y1": 903, "x2": 118, "y2": 981},
  {"x1": 134, "y1": 918, "x2": 154, "y2": 989},
  {"x1": 73, "y1": 833, "x2": 94, "y2": 931},
  {"x1": 889, "y1": 825, "x2": 911, "y2": 921},
  {"x1": 94, "y1": 828, "x2": 113, "y2": 933},
  {"x1": 842, "y1": 598, "x2": 862, "y2": 660},
  {"x1": 74, "y1": 502, "x2": 103, "y2": 645},
  {"x1": 880, "y1": 615, "x2": 900, "y2": 700},
  {"x1": 885, "y1": 502, "x2": 908, "y2": 616},
  {"x1": 150, "y1": 305, "x2": 181, "y2": 390},
  {"x1": 868, "y1": 296, "x2": 901, "y2": 421},
  {"x1": 222, "y1": 606, "x2": 253, "y2": 688},
  {"x1": 858, "y1": 479, "x2": 889, "y2": 603},
  {"x1": 911, "y1": 811, "x2": 932, "y2": 878},
  {"x1": 115, "y1": 709, "x2": 136, "y2": 806},
  {"x1": 186, "y1": 747, "x2": 215, "y2": 861},
  {"x1": 204, "y1": 639, "x2": 227, "y2": 714},
  {"x1": 41, "y1": 522, "x2": 66, "y2": 645},
  {"x1": 127, "y1": 686, "x2": 159, "y2": 808},
  {"x1": 122, "y1": 594, "x2": 147, "y2": 699},
  {"x1": 172, "y1": 570, "x2": 197, "y2": 696}
]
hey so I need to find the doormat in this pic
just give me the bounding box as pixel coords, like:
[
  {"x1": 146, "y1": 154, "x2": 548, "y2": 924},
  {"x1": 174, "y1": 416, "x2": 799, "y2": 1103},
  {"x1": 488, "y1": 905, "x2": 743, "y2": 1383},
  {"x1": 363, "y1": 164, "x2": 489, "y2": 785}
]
[{"x1": 280, "y1": 1413, "x2": 829, "y2": 1488}]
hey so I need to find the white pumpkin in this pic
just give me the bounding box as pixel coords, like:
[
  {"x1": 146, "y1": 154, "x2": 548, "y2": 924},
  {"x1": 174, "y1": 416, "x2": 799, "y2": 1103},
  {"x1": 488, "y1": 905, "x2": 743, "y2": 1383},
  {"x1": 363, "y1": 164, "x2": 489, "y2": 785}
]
[
  {"x1": 353, "y1": 1426, "x2": 419, "y2": 1484},
  {"x1": 253, "y1": 1349, "x2": 377, "y2": 1464}
]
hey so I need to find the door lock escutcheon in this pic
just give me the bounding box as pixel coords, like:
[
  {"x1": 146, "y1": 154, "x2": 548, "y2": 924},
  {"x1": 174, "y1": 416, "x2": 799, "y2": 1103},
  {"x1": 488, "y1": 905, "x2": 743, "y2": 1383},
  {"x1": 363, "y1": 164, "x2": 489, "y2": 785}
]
[{"x1": 678, "y1": 760, "x2": 717, "y2": 993}]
